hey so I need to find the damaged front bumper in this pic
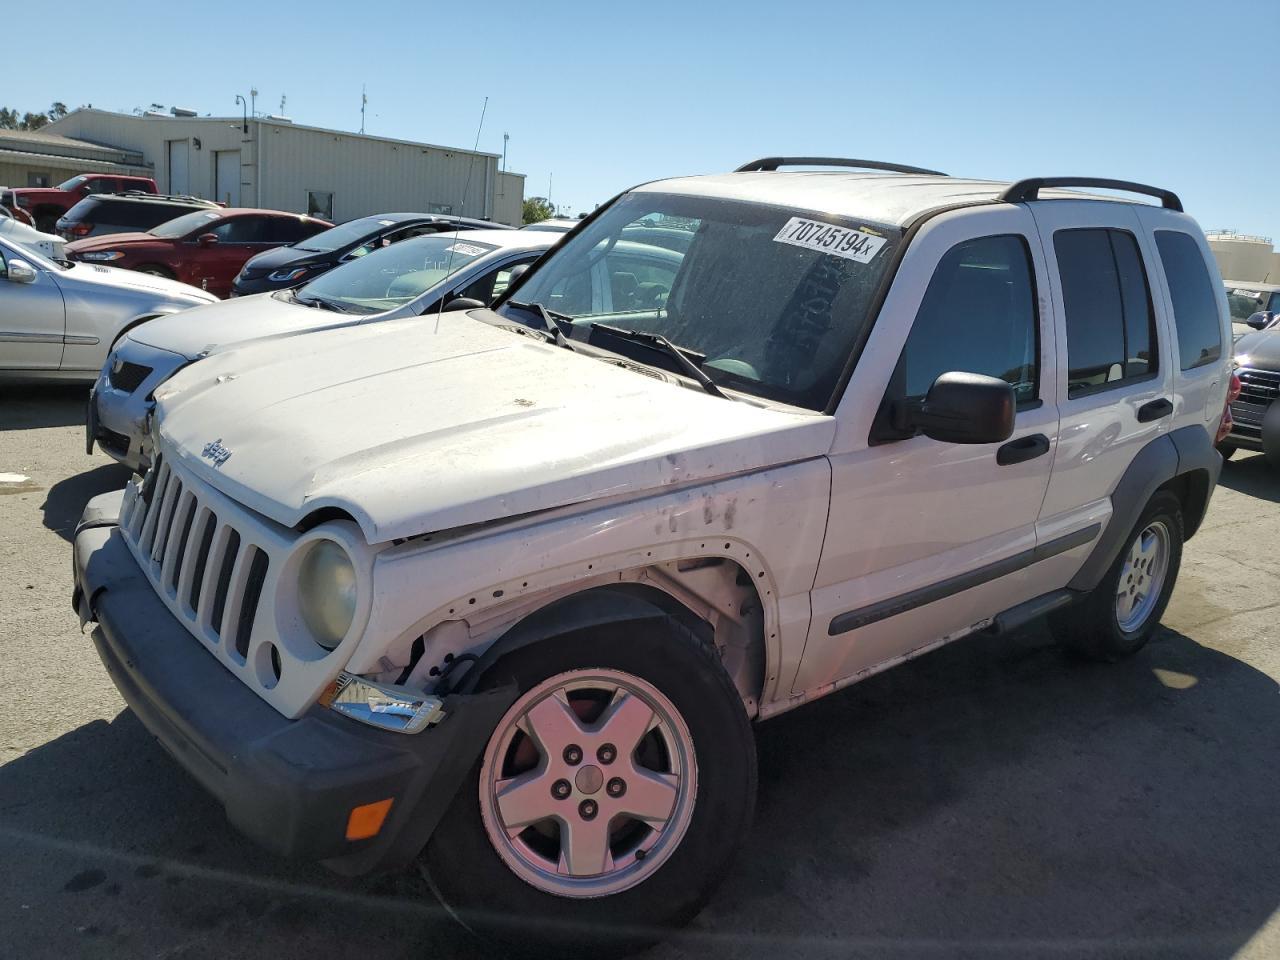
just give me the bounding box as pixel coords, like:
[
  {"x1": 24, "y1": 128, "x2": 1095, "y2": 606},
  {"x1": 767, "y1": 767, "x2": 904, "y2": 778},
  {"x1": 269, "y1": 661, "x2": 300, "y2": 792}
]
[{"x1": 72, "y1": 490, "x2": 515, "y2": 874}]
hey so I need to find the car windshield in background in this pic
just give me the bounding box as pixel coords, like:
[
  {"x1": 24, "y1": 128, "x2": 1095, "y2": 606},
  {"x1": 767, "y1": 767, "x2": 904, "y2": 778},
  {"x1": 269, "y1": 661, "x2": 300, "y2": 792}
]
[
  {"x1": 296, "y1": 234, "x2": 496, "y2": 314},
  {"x1": 1228, "y1": 287, "x2": 1280, "y2": 322},
  {"x1": 500, "y1": 191, "x2": 902, "y2": 409},
  {"x1": 149, "y1": 209, "x2": 222, "y2": 239},
  {"x1": 293, "y1": 216, "x2": 396, "y2": 253},
  {"x1": 56, "y1": 175, "x2": 87, "y2": 191}
]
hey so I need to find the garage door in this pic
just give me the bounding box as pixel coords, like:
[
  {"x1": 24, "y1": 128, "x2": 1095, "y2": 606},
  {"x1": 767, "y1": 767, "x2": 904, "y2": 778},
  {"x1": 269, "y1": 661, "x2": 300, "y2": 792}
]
[
  {"x1": 215, "y1": 150, "x2": 241, "y2": 206},
  {"x1": 167, "y1": 140, "x2": 190, "y2": 195}
]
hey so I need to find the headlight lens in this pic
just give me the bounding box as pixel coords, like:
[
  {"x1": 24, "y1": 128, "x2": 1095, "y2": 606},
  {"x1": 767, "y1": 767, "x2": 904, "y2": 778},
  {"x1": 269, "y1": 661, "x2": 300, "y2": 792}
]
[
  {"x1": 79, "y1": 251, "x2": 124, "y2": 262},
  {"x1": 297, "y1": 540, "x2": 357, "y2": 649},
  {"x1": 269, "y1": 266, "x2": 310, "y2": 283}
]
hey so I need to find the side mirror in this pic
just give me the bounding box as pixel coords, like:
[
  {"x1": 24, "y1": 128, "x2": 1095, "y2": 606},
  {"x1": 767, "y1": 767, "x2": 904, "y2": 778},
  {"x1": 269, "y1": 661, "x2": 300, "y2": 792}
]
[
  {"x1": 4, "y1": 258, "x2": 37, "y2": 284},
  {"x1": 443, "y1": 296, "x2": 486, "y2": 311},
  {"x1": 1246, "y1": 311, "x2": 1273, "y2": 330},
  {"x1": 196, "y1": 233, "x2": 218, "y2": 248},
  {"x1": 912, "y1": 372, "x2": 1015, "y2": 444}
]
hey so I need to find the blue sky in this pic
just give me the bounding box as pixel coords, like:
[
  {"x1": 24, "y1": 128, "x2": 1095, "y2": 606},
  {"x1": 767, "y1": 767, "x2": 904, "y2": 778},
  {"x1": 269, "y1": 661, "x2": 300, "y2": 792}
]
[{"x1": 8, "y1": 0, "x2": 1278, "y2": 235}]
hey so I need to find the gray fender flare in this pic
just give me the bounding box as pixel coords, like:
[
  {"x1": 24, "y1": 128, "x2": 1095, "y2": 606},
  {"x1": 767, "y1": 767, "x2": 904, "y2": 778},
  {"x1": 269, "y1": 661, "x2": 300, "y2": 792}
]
[{"x1": 1068, "y1": 424, "x2": 1221, "y2": 592}]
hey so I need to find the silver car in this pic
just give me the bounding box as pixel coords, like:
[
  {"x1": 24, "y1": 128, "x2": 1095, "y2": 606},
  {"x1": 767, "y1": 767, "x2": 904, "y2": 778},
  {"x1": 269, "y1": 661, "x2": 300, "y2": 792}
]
[
  {"x1": 91, "y1": 228, "x2": 560, "y2": 470},
  {"x1": 0, "y1": 234, "x2": 215, "y2": 388}
]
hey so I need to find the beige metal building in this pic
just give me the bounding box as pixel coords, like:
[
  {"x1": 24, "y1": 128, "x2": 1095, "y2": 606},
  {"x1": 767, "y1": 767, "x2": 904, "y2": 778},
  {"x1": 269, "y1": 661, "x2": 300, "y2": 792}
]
[
  {"x1": 28, "y1": 108, "x2": 524, "y2": 226},
  {"x1": 0, "y1": 128, "x2": 150, "y2": 188},
  {"x1": 1206, "y1": 231, "x2": 1280, "y2": 284}
]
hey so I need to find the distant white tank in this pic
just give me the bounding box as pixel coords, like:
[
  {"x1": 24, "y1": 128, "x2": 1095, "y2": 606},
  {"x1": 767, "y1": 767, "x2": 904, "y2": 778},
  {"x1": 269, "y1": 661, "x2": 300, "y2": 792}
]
[{"x1": 1207, "y1": 231, "x2": 1276, "y2": 283}]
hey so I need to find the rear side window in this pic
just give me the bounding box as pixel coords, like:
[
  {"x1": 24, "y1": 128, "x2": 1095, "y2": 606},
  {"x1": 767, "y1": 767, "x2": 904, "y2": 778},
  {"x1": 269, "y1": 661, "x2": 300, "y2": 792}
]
[
  {"x1": 1054, "y1": 229, "x2": 1157, "y2": 396},
  {"x1": 1154, "y1": 231, "x2": 1223, "y2": 371},
  {"x1": 262, "y1": 217, "x2": 316, "y2": 244},
  {"x1": 898, "y1": 234, "x2": 1040, "y2": 406},
  {"x1": 93, "y1": 200, "x2": 196, "y2": 230}
]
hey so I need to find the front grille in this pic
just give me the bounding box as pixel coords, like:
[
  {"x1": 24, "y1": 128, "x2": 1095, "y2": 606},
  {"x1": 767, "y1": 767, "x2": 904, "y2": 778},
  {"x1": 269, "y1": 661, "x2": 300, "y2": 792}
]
[
  {"x1": 1231, "y1": 367, "x2": 1278, "y2": 437},
  {"x1": 97, "y1": 426, "x2": 131, "y2": 457},
  {"x1": 108, "y1": 360, "x2": 152, "y2": 393},
  {"x1": 121, "y1": 452, "x2": 270, "y2": 664}
]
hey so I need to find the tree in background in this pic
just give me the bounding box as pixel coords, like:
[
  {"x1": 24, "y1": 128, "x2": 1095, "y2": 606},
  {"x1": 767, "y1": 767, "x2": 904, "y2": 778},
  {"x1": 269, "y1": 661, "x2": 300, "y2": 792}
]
[
  {"x1": 523, "y1": 197, "x2": 554, "y2": 224},
  {"x1": 0, "y1": 102, "x2": 70, "y2": 131}
]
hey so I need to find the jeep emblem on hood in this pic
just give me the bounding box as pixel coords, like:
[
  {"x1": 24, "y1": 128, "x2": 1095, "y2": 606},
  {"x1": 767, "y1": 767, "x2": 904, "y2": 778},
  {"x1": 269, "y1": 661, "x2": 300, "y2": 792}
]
[{"x1": 201, "y1": 438, "x2": 232, "y2": 467}]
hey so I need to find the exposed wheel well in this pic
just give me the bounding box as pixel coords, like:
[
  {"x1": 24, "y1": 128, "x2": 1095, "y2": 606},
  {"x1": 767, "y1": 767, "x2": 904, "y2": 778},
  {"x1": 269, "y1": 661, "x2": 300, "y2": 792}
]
[
  {"x1": 135, "y1": 264, "x2": 175, "y2": 279},
  {"x1": 405, "y1": 559, "x2": 771, "y2": 717},
  {"x1": 108, "y1": 315, "x2": 163, "y2": 352}
]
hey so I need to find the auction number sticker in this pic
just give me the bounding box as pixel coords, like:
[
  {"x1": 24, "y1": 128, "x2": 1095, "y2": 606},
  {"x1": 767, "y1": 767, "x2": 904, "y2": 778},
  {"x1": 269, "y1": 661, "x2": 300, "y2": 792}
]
[
  {"x1": 773, "y1": 217, "x2": 887, "y2": 263},
  {"x1": 445, "y1": 242, "x2": 486, "y2": 257}
]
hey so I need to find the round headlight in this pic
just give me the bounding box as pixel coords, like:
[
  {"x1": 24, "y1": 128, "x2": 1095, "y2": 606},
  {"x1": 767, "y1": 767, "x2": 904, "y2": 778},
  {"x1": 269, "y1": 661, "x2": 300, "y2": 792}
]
[{"x1": 297, "y1": 540, "x2": 357, "y2": 650}]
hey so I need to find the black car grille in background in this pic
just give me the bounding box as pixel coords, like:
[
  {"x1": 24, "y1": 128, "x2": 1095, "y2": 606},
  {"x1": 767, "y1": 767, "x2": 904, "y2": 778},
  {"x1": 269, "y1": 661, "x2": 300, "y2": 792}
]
[
  {"x1": 1230, "y1": 367, "x2": 1279, "y2": 441},
  {"x1": 108, "y1": 361, "x2": 152, "y2": 393}
]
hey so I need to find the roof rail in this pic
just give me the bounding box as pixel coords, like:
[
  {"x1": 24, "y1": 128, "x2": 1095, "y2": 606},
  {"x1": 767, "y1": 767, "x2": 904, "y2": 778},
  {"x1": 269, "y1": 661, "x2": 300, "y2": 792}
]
[
  {"x1": 115, "y1": 190, "x2": 217, "y2": 204},
  {"x1": 735, "y1": 157, "x2": 948, "y2": 176},
  {"x1": 1000, "y1": 177, "x2": 1182, "y2": 212}
]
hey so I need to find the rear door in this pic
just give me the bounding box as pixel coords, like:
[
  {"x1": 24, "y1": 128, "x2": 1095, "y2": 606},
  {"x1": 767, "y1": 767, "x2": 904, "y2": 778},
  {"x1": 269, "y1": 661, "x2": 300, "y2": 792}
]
[
  {"x1": 0, "y1": 240, "x2": 65, "y2": 369},
  {"x1": 1027, "y1": 201, "x2": 1175, "y2": 584}
]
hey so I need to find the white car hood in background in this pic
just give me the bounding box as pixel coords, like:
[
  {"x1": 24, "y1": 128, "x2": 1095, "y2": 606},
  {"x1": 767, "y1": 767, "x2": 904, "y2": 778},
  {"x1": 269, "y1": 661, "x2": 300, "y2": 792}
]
[
  {"x1": 127, "y1": 292, "x2": 342, "y2": 358},
  {"x1": 68, "y1": 261, "x2": 215, "y2": 303},
  {"x1": 154, "y1": 311, "x2": 835, "y2": 542}
]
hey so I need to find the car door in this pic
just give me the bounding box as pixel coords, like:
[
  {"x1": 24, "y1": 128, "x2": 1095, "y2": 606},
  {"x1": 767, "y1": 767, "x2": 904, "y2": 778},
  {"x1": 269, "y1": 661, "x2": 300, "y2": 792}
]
[
  {"x1": 793, "y1": 205, "x2": 1062, "y2": 695},
  {"x1": 0, "y1": 239, "x2": 66, "y2": 370},
  {"x1": 193, "y1": 215, "x2": 270, "y2": 296},
  {"x1": 1025, "y1": 202, "x2": 1175, "y2": 585}
]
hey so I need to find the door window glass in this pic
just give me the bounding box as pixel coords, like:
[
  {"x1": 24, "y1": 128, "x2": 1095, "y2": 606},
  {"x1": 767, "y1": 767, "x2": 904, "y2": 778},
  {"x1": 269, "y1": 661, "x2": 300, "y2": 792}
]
[
  {"x1": 898, "y1": 234, "x2": 1039, "y2": 405},
  {"x1": 1054, "y1": 229, "x2": 1158, "y2": 396},
  {"x1": 1154, "y1": 231, "x2": 1223, "y2": 370},
  {"x1": 210, "y1": 216, "x2": 268, "y2": 243},
  {"x1": 456, "y1": 257, "x2": 537, "y2": 304}
]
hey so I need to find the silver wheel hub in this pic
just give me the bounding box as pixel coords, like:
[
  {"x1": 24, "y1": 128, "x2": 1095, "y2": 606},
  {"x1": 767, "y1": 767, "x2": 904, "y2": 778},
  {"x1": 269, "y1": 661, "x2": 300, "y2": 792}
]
[
  {"x1": 1115, "y1": 520, "x2": 1171, "y2": 633},
  {"x1": 478, "y1": 668, "x2": 698, "y2": 898}
]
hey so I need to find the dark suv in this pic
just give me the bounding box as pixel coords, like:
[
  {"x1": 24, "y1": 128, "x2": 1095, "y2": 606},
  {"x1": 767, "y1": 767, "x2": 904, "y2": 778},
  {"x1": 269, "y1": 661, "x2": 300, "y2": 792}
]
[
  {"x1": 56, "y1": 193, "x2": 221, "y2": 242},
  {"x1": 1223, "y1": 325, "x2": 1280, "y2": 466}
]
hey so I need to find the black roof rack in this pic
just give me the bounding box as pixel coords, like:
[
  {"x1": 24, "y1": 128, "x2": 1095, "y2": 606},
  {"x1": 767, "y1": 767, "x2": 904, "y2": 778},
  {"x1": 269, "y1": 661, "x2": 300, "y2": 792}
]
[
  {"x1": 735, "y1": 156, "x2": 948, "y2": 176},
  {"x1": 999, "y1": 177, "x2": 1182, "y2": 212}
]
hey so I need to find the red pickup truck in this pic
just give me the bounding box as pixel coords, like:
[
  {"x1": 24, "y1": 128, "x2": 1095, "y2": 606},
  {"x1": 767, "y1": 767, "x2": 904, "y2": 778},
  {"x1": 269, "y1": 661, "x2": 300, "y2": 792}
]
[{"x1": 1, "y1": 173, "x2": 158, "y2": 232}]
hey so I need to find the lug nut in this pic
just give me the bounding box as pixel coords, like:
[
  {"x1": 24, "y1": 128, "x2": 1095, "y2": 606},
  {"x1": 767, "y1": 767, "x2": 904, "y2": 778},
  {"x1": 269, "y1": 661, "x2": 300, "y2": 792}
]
[
  {"x1": 597, "y1": 743, "x2": 617, "y2": 764},
  {"x1": 551, "y1": 779, "x2": 571, "y2": 800},
  {"x1": 607, "y1": 777, "x2": 626, "y2": 798},
  {"x1": 579, "y1": 799, "x2": 598, "y2": 820},
  {"x1": 563, "y1": 744, "x2": 583, "y2": 765}
]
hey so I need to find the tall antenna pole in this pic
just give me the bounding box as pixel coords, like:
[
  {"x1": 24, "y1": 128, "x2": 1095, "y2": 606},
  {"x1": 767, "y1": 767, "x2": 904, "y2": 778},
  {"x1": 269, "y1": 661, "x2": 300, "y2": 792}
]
[
  {"x1": 434, "y1": 96, "x2": 489, "y2": 336},
  {"x1": 502, "y1": 132, "x2": 509, "y2": 174},
  {"x1": 360, "y1": 84, "x2": 367, "y2": 135},
  {"x1": 250, "y1": 87, "x2": 258, "y2": 117},
  {"x1": 548, "y1": 172, "x2": 553, "y2": 214},
  {"x1": 279, "y1": 93, "x2": 286, "y2": 115}
]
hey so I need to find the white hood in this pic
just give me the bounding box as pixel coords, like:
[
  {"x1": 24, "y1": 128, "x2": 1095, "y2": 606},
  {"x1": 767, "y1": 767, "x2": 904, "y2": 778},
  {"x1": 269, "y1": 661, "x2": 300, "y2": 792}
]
[
  {"x1": 68, "y1": 261, "x2": 215, "y2": 304},
  {"x1": 127, "y1": 291, "x2": 350, "y2": 358},
  {"x1": 154, "y1": 311, "x2": 835, "y2": 542}
]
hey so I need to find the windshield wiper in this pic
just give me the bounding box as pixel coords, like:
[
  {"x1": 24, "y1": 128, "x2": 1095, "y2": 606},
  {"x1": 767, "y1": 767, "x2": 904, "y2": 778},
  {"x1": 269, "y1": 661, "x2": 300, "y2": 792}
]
[
  {"x1": 589, "y1": 323, "x2": 730, "y2": 400},
  {"x1": 297, "y1": 293, "x2": 353, "y2": 313},
  {"x1": 506, "y1": 300, "x2": 581, "y2": 352}
]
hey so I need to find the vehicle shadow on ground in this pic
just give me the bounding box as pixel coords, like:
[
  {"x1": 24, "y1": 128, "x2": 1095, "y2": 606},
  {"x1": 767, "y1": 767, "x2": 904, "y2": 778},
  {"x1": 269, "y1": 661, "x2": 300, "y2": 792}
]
[
  {"x1": 41, "y1": 463, "x2": 133, "y2": 541},
  {"x1": 0, "y1": 384, "x2": 88, "y2": 431},
  {"x1": 1, "y1": 626, "x2": 1276, "y2": 959},
  {"x1": 1219, "y1": 452, "x2": 1278, "y2": 504},
  {"x1": 655, "y1": 624, "x2": 1280, "y2": 959}
]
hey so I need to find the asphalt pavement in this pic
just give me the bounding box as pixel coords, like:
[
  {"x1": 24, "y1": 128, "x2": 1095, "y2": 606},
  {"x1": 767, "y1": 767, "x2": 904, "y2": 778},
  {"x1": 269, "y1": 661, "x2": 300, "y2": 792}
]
[{"x1": 2, "y1": 383, "x2": 1278, "y2": 960}]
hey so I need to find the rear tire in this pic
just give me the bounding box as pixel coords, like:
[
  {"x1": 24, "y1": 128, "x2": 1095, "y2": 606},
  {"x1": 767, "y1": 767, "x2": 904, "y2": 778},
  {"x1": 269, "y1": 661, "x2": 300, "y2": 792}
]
[
  {"x1": 1051, "y1": 491, "x2": 1183, "y2": 661},
  {"x1": 424, "y1": 617, "x2": 756, "y2": 955},
  {"x1": 1217, "y1": 443, "x2": 1237, "y2": 461}
]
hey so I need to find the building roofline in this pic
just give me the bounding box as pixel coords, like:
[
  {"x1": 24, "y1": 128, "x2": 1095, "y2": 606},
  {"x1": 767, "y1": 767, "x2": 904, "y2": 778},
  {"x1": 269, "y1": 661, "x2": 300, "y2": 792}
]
[{"x1": 48, "y1": 108, "x2": 502, "y2": 161}]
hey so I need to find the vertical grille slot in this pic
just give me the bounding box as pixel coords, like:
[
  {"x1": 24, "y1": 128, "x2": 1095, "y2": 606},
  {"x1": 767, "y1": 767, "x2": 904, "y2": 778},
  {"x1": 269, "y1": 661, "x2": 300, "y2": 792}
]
[
  {"x1": 210, "y1": 529, "x2": 242, "y2": 637},
  {"x1": 140, "y1": 461, "x2": 172, "y2": 555},
  {"x1": 153, "y1": 479, "x2": 184, "y2": 565},
  {"x1": 186, "y1": 510, "x2": 219, "y2": 614},
  {"x1": 234, "y1": 549, "x2": 270, "y2": 659},
  {"x1": 167, "y1": 495, "x2": 198, "y2": 592}
]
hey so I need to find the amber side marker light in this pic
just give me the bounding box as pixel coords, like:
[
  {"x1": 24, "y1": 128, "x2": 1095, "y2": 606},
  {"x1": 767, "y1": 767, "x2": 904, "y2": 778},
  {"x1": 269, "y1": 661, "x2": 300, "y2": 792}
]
[{"x1": 346, "y1": 798, "x2": 394, "y2": 841}]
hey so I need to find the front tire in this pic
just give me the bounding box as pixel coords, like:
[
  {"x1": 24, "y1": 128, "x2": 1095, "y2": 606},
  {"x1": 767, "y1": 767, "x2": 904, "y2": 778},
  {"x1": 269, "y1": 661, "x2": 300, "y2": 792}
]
[
  {"x1": 425, "y1": 617, "x2": 756, "y2": 954},
  {"x1": 1051, "y1": 491, "x2": 1183, "y2": 661}
]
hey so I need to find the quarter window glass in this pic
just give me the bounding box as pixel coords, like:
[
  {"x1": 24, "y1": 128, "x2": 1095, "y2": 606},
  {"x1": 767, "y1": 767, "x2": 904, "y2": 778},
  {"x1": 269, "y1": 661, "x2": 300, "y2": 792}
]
[
  {"x1": 899, "y1": 235, "x2": 1039, "y2": 405},
  {"x1": 1055, "y1": 229, "x2": 1158, "y2": 396},
  {"x1": 1155, "y1": 231, "x2": 1223, "y2": 370}
]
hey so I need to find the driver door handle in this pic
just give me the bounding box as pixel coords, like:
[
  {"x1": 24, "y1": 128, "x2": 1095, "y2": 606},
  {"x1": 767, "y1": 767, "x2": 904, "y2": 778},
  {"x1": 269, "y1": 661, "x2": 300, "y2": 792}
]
[
  {"x1": 996, "y1": 433, "x2": 1050, "y2": 466},
  {"x1": 1137, "y1": 398, "x2": 1174, "y2": 422}
]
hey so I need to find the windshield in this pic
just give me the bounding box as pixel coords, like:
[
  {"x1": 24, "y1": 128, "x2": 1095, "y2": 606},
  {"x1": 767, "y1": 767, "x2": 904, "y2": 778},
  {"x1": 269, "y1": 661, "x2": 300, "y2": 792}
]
[
  {"x1": 293, "y1": 216, "x2": 399, "y2": 254},
  {"x1": 149, "y1": 209, "x2": 222, "y2": 239},
  {"x1": 295, "y1": 234, "x2": 496, "y2": 314},
  {"x1": 56, "y1": 175, "x2": 86, "y2": 191},
  {"x1": 1227, "y1": 287, "x2": 1280, "y2": 323},
  {"x1": 499, "y1": 191, "x2": 902, "y2": 409}
]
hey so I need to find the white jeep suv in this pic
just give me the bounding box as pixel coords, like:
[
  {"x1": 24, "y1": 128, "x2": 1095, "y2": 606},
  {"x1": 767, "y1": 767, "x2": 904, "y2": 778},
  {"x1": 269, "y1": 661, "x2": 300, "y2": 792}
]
[{"x1": 72, "y1": 158, "x2": 1231, "y2": 953}]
